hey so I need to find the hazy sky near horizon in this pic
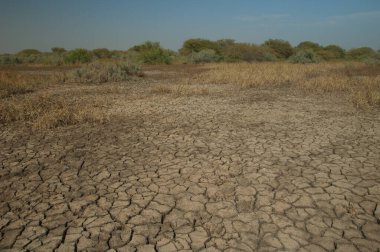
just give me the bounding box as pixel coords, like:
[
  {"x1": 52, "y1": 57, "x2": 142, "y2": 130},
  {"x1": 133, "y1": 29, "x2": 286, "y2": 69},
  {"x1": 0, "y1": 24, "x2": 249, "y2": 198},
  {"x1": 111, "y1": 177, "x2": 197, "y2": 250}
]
[{"x1": 1, "y1": 0, "x2": 380, "y2": 53}]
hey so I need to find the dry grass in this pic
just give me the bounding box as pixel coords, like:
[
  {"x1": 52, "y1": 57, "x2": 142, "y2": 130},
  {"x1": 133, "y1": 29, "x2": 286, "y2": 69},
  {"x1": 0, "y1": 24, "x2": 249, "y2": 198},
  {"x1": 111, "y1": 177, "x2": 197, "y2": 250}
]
[
  {"x1": 0, "y1": 71, "x2": 52, "y2": 98},
  {"x1": 58, "y1": 62, "x2": 143, "y2": 84},
  {"x1": 151, "y1": 84, "x2": 209, "y2": 96},
  {"x1": 195, "y1": 62, "x2": 380, "y2": 108},
  {"x1": 0, "y1": 93, "x2": 108, "y2": 129}
]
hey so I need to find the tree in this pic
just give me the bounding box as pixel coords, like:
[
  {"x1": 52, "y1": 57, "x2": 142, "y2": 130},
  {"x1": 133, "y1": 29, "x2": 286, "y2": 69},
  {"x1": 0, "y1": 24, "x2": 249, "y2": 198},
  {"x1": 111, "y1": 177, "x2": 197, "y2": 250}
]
[
  {"x1": 64, "y1": 49, "x2": 93, "y2": 64},
  {"x1": 179, "y1": 39, "x2": 220, "y2": 55},
  {"x1": 297, "y1": 41, "x2": 323, "y2": 52},
  {"x1": 17, "y1": 49, "x2": 41, "y2": 56},
  {"x1": 51, "y1": 47, "x2": 67, "y2": 54},
  {"x1": 223, "y1": 43, "x2": 275, "y2": 62},
  {"x1": 347, "y1": 47, "x2": 375, "y2": 59},
  {"x1": 321, "y1": 45, "x2": 345, "y2": 60},
  {"x1": 263, "y1": 39, "x2": 294, "y2": 59},
  {"x1": 130, "y1": 41, "x2": 172, "y2": 64},
  {"x1": 92, "y1": 48, "x2": 112, "y2": 59}
]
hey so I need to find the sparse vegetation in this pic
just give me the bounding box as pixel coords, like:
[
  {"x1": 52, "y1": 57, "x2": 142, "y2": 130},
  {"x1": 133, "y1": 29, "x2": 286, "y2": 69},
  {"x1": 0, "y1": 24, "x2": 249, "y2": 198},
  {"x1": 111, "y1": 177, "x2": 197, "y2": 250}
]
[
  {"x1": 289, "y1": 49, "x2": 319, "y2": 64},
  {"x1": 194, "y1": 62, "x2": 380, "y2": 108},
  {"x1": 0, "y1": 71, "x2": 51, "y2": 98},
  {"x1": 60, "y1": 62, "x2": 143, "y2": 84},
  {"x1": 0, "y1": 93, "x2": 108, "y2": 129},
  {"x1": 64, "y1": 48, "x2": 93, "y2": 64},
  {"x1": 152, "y1": 84, "x2": 209, "y2": 96}
]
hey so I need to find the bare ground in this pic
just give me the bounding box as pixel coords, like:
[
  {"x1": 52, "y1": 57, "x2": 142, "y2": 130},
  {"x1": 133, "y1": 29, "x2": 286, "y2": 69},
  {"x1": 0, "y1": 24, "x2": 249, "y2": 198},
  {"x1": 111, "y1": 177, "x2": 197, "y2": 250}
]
[{"x1": 1, "y1": 66, "x2": 380, "y2": 251}]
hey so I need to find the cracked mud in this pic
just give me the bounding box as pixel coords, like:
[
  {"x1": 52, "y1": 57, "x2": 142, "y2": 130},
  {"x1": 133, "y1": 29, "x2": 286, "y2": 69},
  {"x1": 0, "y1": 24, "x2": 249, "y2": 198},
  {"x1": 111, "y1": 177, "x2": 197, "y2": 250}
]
[{"x1": 1, "y1": 81, "x2": 380, "y2": 251}]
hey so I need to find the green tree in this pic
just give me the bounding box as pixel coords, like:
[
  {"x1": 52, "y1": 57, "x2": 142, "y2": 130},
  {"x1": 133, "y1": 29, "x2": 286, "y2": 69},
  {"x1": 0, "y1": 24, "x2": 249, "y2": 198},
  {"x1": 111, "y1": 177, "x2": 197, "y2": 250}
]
[
  {"x1": 130, "y1": 41, "x2": 172, "y2": 64},
  {"x1": 297, "y1": 41, "x2": 323, "y2": 52},
  {"x1": 223, "y1": 43, "x2": 275, "y2": 62},
  {"x1": 64, "y1": 49, "x2": 93, "y2": 64},
  {"x1": 179, "y1": 39, "x2": 220, "y2": 55},
  {"x1": 263, "y1": 39, "x2": 294, "y2": 59},
  {"x1": 92, "y1": 48, "x2": 112, "y2": 59},
  {"x1": 17, "y1": 49, "x2": 41, "y2": 56},
  {"x1": 347, "y1": 47, "x2": 376, "y2": 60},
  {"x1": 51, "y1": 47, "x2": 67, "y2": 54},
  {"x1": 319, "y1": 45, "x2": 345, "y2": 60}
]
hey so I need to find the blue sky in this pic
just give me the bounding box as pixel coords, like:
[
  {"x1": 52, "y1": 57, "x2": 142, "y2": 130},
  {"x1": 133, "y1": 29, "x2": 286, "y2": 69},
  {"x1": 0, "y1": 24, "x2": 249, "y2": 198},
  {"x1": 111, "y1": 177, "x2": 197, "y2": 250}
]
[{"x1": 0, "y1": 0, "x2": 380, "y2": 53}]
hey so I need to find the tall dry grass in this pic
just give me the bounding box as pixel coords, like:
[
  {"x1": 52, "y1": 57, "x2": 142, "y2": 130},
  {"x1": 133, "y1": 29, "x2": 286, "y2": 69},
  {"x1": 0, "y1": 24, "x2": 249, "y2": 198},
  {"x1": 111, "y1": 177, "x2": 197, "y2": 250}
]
[
  {"x1": 0, "y1": 71, "x2": 51, "y2": 98},
  {"x1": 195, "y1": 62, "x2": 380, "y2": 108},
  {"x1": 0, "y1": 93, "x2": 108, "y2": 129}
]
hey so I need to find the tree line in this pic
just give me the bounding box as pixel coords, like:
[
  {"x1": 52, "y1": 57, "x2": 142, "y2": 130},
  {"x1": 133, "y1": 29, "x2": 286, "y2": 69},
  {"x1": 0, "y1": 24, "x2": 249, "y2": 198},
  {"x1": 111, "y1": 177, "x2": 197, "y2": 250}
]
[{"x1": 1, "y1": 38, "x2": 379, "y2": 65}]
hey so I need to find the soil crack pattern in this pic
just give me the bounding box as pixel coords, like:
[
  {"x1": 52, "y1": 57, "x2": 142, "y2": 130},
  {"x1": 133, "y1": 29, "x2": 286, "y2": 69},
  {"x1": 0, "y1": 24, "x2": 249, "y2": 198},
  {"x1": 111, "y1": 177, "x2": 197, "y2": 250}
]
[{"x1": 1, "y1": 86, "x2": 380, "y2": 252}]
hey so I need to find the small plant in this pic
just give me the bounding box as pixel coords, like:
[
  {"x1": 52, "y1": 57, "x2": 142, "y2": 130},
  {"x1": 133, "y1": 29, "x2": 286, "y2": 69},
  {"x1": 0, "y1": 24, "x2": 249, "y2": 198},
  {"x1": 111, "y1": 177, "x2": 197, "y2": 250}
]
[
  {"x1": 190, "y1": 49, "x2": 222, "y2": 64},
  {"x1": 62, "y1": 62, "x2": 143, "y2": 84},
  {"x1": 288, "y1": 49, "x2": 319, "y2": 64}
]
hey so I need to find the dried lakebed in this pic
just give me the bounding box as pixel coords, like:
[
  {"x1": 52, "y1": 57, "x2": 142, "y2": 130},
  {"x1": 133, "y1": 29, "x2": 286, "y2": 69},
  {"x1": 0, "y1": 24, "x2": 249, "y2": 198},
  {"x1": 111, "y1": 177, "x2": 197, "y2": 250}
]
[{"x1": 1, "y1": 84, "x2": 380, "y2": 251}]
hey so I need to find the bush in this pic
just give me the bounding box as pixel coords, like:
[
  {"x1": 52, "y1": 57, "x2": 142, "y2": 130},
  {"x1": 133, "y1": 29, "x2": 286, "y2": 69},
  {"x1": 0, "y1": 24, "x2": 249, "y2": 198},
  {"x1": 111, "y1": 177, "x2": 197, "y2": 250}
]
[
  {"x1": 61, "y1": 62, "x2": 143, "y2": 84},
  {"x1": 92, "y1": 48, "x2": 113, "y2": 59},
  {"x1": 190, "y1": 49, "x2": 222, "y2": 64},
  {"x1": 321, "y1": 45, "x2": 346, "y2": 60},
  {"x1": 347, "y1": 47, "x2": 376, "y2": 60},
  {"x1": 297, "y1": 41, "x2": 323, "y2": 52},
  {"x1": 223, "y1": 43, "x2": 276, "y2": 62},
  {"x1": 51, "y1": 47, "x2": 67, "y2": 54},
  {"x1": 179, "y1": 39, "x2": 220, "y2": 55},
  {"x1": 289, "y1": 49, "x2": 319, "y2": 64},
  {"x1": 130, "y1": 41, "x2": 172, "y2": 64},
  {"x1": 64, "y1": 49, "x2": 93, "y2": 64},
  {"x1": 263, "y1": 39, "x2": 294, "y2": 59},
  {"x1": 17, "y1": 49, "x2": 41, "y2": 57}
]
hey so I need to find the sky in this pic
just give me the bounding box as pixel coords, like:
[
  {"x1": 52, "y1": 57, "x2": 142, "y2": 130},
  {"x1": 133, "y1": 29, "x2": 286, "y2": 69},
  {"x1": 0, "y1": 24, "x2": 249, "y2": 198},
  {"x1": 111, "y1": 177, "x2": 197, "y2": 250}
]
[{"x1": 1, "y1": 0, "x2": 380, "y2": 53}]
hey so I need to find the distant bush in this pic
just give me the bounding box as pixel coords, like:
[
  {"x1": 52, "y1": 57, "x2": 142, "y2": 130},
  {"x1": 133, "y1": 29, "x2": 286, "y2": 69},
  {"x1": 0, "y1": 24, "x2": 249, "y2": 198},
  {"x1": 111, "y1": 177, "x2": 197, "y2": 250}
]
[
  {"x1": 17, "y1": 49, "x2": 41, "y2": 57},
  {"x1": 347, "y1": 47, "x2": 376, "y2": 60},
  {"x1": 263, "y1": 39, "x2": 294, "y2": 59},
  {"x1": 223, "y1": 43, "x2": 276, "y2": 62},
  {"x1": 61, "y1": 62, "x2": 143, "y2": 84},
  {"x1": 0, "y1": 54, "x2": 21, "y2": 65},
  {"x1": 92, "y1": 48, "x2": 113, "y2": 59},
  {"x1": 64, "y1": 49, "x2": 93, "y2": 64},
  {"x1": 289, "y1": 49, "x2": 319, "y2": 64},
  {"x1": 297, "y1": 41, "x2": 323, "y2": 52},
  {"x1": 130, "y1": 41, "x2": 172, "y2": 64},
  {"x1": 318, "y1": 45, "x2": 345, "y2": 60},
  {"x1": 180, "y1": 39, "x2": 220, "y2": 55},
  {"x1": 190, "y1": 49, "x2": 222, "y2": 64},
  {"x1": 51, "y1": 47, "x2": 67, "y2": 54}
]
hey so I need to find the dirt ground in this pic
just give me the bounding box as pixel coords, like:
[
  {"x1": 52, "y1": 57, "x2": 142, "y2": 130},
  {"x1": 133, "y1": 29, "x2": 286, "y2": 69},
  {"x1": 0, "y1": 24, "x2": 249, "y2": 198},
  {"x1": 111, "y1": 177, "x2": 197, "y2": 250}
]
[{"x1": 1, "y1": 65, "x2": 380, "y2": 251}]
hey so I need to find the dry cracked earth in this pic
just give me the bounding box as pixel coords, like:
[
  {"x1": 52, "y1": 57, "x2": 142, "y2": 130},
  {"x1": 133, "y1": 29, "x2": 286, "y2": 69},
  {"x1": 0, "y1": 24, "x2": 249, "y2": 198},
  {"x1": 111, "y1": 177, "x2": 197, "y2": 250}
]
[{"x1": 1, "y1": 72, "x2": 380, "y2": 252}]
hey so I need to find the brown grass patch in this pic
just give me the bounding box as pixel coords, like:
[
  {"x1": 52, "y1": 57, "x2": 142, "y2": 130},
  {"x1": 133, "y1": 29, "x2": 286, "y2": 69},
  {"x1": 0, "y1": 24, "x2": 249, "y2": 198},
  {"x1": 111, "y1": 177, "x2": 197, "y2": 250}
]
[
  {"x1": 0, "y1": 93, "x2": 108, "y2": 129},
  {"x1": 0, "y1": 71, "x2": 52, "y2": 98},
  {"x1": 195, "y1": 62, "x2": 380, "y2": 108}
]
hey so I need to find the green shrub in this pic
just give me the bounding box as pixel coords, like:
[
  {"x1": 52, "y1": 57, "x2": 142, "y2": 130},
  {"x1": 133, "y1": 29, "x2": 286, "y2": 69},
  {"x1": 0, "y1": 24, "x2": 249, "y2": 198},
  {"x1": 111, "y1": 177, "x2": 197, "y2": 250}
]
[
  {"x1": 289, "y1": 49, "x2": 319, "y2": 64},
  {"x1": 17, "y1": 49, "x2": 41, "y2": 57},
  {"x1": 263, "y1": 39, "x2": 294, "y2": 59},
  {"x1": 64, "y1": 49, "x2": 93, "y2": 64},
  {"x1": 92, "y1": 48, "x2": 113, "y2": 59},
  {"x1": 347, "y1": 47, "x2": 376, "y2": 60},
  {"x1": 130, "y1": 41, "x2": 172, "y2": 64},
  {"x1": 179, "y1": 39, "x2": 220, "y2": 55},
  {"x1": 190, "y1": 49, "x2": 222, "y2": 64},
  {"x1": 223, "y1": 43, "x2": 275, "y2": 62},
  {"x1": 51, "y1": 47, "x2": 67, "y2": 54},
  {"x1": 297, "y1": 41, "x2": 323, "y2": 52},
  {"x1": 321, "y1": 45, "x2": 345, "y2": 60},
  {"x1": 62, "y1": 62, "x2": 143, "y2": 84}
]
